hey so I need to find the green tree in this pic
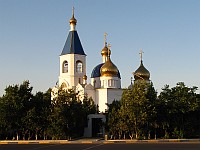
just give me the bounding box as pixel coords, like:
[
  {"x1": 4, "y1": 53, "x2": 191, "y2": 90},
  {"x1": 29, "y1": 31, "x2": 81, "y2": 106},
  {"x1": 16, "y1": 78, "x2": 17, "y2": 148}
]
[
  {"x1": 48, "y1": 88, "x2": 96, "y2": 139},
  {"x1": 122, "y1": 80, "x2": 149, "y2": 139},
  {"x1": 158, "y1": 82, "x2": 199, "y2": 138},
  {"x1": 22, "y1": 89, "x2": 51, "y2": 140},
  {"x1": 0, "y1": 81, "x2": 33, "y2": 140},
  {"x1": 145, "y1": 82, "x2": 157, "y2": 139},
  {"x1": 107, "y1": 100, "x2": 125, "y2": 139},
  {"x1": 107, "y1": 81, "x2": 157, "y2": 140}
]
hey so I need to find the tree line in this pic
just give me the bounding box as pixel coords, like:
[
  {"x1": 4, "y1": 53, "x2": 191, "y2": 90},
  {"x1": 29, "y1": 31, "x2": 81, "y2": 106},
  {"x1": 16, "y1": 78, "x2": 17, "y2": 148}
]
[
  {"x1": 0, "y1": 81, "x2": 96, "y2": 140},
  {"x1": 106, "y1": 81, "x2": 200, "y2": 139},
  {"x1": 0, "y1": 80, "x2": 200, "y2": 140}
]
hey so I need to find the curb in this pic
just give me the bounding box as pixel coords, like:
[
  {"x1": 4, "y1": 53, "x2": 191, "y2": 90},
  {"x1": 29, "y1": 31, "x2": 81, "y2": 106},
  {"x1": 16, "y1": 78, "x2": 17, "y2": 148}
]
[
  {"x1": 105, "y1": 139, "x2": 200, "y2": 143},
  {"x1": 1, "y1": 139, "x2": 200, "y2": 144}
]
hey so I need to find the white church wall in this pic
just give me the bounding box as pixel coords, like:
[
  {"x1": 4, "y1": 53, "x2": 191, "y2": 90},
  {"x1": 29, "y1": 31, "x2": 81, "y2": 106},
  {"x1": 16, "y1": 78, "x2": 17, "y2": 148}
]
[
  {"x1": 91, "y1": 77, "x2": 101, "y2": 88},
  {"x1": 107, "y1": 89, "x2": 123, "y2": 104},
  {"x1": 96, "y1": 89, "x2": 108, "y2": 113},
  {"x1": 85, "y1": 85, "x2": 96, "y2": 103},
  {"x1": 100, "y1": 76, "x2": 121, "y2": 89},
  {"x1": 59, "y1": 54, "x2": 75, "y2": 88},
  {"x1": 59, "y1": 54, "x2": 86, "y2": 88}
]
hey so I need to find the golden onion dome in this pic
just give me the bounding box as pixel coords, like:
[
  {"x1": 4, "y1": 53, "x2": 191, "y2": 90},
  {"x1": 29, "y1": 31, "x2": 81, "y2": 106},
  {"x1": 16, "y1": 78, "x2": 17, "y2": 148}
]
[
  {"x1": 69, "y1": 15, "x2": 77, "y2": 25},
  {"x1": 83, "y1": 75, "x2": 87, "y2": 80},
  {"x1": 69, "y1": 7, "x2": 77, "y2": 25},
  {"x1": 134, "y1": 61, "x2": 150, "y2": 81},
  {"x1": 100, "y1": 57, "x2": 118, "y2": 77},
  {"x1": 101, "y1": 44, "x2": 111, "y2": 56}
]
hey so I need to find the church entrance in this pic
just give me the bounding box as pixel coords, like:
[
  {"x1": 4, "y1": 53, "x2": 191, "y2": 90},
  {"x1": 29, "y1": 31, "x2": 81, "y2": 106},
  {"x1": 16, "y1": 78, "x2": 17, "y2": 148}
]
[
  {"x1": 84, "y1": 114, "x2": 106, "y2": 137},
  {"x1": 92, "y1": 118, "x2": 103, "y2": 137}
]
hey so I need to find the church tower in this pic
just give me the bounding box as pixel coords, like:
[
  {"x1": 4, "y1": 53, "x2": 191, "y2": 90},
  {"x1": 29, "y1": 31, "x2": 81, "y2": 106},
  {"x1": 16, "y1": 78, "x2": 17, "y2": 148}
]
[
  {"x1": 90, "y1": 34, "x2": 122, "y2": 112},
  {"x1": 59, "y1": 7, "x2": 86, "y2": 89}
]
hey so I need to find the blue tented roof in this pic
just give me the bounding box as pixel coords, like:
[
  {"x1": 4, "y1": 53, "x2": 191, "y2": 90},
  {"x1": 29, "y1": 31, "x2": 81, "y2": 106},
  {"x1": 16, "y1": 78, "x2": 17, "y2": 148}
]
[{"x1": 61, "y1": 31, "x2": 86, "y2": 55}]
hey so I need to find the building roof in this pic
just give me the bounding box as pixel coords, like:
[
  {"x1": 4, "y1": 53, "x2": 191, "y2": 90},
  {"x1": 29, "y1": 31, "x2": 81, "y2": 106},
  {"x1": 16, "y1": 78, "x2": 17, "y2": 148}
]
[
  {"x1": 61, "y1": 31, "x2": 86, "y2": 55},
  {"x1": 91, "y1": 63, "x2": 121, "y2": 78},
  {"x1": 101, "y1": 44, "x2": 111, "y2": 56},
  {"x1": 134, "y1": 61, "x2": 150, "y2": 81},
  {"x1": 100, "y1": 56, "x2": 119, "y2": 77},
  {"x1": 91, "y1": 63, "x2": 104, "y2": 78}
]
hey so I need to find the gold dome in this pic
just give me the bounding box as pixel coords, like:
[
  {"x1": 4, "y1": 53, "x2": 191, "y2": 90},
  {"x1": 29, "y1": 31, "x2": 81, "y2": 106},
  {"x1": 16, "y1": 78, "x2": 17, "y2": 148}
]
[
  {"x1": 101, "y1": 44, "x2": 111, "y2": 56},
  {"x1": 100, "y1": 57, "x2": 118, "y2": 77},
  {"x1": 134, "y1": 61, "x2": 150, "y2": 81},
  {"x1": 69, "y1": 15, "x2": 77, "y2": 25},
  {"x1": 69, "y1": 7, "x2": 77, "y2": 25},
  {"x1": 83, "y1": 75, "x2": 87, "y2": 80}
]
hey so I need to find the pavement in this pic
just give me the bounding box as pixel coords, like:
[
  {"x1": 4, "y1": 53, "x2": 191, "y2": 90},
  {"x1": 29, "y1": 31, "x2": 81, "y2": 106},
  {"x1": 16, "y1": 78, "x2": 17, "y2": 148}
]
[
  {"x1": 1, "y1": 138, "x2": 200, "y2": 144},
  {"x1": 1, "y1": 143, "x2": 200, "y2": 150}
]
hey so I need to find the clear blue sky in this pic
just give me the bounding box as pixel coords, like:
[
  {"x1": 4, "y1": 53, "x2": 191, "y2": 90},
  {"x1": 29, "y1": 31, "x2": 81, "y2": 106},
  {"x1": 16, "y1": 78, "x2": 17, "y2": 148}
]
[{"x1": 0, "y1": 0, "x2": 200, "y2": 96}]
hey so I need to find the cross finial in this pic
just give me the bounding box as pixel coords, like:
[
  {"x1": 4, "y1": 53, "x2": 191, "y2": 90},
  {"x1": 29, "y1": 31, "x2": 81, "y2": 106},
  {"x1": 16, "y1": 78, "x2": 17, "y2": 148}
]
[
  {"x1": 139, "y1": 49, "x2": 144, "y2": 62},
  {"x1": 72, "y1": 6, "x2": 75, "y2": 17},
  {"x1": 104, "y1": 32, "x2": 108, "y2": 46}
]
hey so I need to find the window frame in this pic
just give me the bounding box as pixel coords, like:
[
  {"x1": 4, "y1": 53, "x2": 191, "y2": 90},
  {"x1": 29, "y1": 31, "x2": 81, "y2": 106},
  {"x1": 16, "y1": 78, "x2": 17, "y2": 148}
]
[
  {"x1": 63, "y1": 61, "x2": 68, "y2": 73},
  {"x1": 76, "y1": 61, "x2": 83, "y2": 73}
]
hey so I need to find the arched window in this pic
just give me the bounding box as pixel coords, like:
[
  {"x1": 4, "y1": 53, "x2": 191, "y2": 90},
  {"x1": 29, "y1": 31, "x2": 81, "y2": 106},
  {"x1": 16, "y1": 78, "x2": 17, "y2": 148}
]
[
  {"x1": 61, "y1": 82, "x2": 67, "y2": 89},
  {"x1": 76, "y1": 61, "x2": 83, "y2": 73},
  {"x1": 63, "y1": 61, "x2": 68, "y2": 73}
]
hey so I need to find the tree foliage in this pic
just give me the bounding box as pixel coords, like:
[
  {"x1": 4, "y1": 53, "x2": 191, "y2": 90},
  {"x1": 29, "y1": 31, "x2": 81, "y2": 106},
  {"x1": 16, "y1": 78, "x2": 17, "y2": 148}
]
[
  {"x1": 0, "y1": 80, "x2": 199, "y2": 140},
  {"x1": 0, "y1": 81, "x2": 96, "y2": 140},
  {"x1": 158, "y1": 82, "x2": 200, "y2": 138},
  {"x1": 107, "y1": 81, "x2": 200, "y2": 139}
]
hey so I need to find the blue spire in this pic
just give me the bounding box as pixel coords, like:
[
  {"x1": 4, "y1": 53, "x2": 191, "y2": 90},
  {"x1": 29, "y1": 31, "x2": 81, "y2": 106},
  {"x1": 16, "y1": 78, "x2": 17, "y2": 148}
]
[
  {"x1": 61, "y1": 31, "x2": 86, "y2": 55},
  {"x1": 61, "y1": 7, "x2": 86, "y2": 55}
]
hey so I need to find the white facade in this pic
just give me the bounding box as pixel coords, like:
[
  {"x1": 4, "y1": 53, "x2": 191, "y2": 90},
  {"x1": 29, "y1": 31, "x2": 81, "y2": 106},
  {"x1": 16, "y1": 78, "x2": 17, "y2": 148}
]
[
  {"x1": 95, "y1": 88, "x2": 122, "y2": 112},
  {"x1": 59, "y1": 54, "x2": 86, "y2": 89},
  {"x1": 56, "y1": 46, "x2": 122, "y2": 113},
  {"x1": 55, "y1": 51, "x2": 122, "y2": 113}
]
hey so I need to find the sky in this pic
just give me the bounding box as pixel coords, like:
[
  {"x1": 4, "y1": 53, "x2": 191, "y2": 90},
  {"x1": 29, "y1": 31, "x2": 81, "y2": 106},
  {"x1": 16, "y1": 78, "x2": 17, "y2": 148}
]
[{"x1": 0, "y1": 0, "x2": 200, "y2": 96}]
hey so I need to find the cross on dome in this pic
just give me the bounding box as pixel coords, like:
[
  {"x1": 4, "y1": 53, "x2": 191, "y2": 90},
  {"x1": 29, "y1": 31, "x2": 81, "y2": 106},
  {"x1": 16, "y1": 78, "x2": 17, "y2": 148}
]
[
  {"x1": 104, "y1": 32, "x2": 108, "y2": 46},
  {"x1": 72, "y1": 6, "x2": 75, "y2": 17},
  {"x1": 139, "y1": 49, "x2": 144, "y2": 61}
]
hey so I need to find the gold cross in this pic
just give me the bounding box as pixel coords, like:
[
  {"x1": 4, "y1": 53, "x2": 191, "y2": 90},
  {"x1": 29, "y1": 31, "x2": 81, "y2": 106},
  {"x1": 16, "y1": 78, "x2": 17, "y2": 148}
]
[
  {"x1": 104, "y1": 32, "x2": 108, "y2": 45},
  {"x1": 72, "y1": 6, "x2": 75, "y2": 17},
  {"x1": 139, "y1": 49, "x2": 144, "y2": 61}
]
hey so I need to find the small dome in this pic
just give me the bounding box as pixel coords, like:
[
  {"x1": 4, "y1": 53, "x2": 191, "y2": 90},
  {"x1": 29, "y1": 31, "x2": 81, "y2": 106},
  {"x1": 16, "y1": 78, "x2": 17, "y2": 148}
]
[
  {"x1": 83, "y1": 75, "x2": 87, "y2": 80},
  {"x1": 134, "y1": 61, "x2": 150, "y2": 81},
  {"x1": 100, "y1": 57, "x2": 119, "y2": 77},
  {"x1": 70, "y1": 15, "x2": 77, "y2": 25},
  {"x1": 101, "y1": 45, "x2": 111, "y2": 56}
]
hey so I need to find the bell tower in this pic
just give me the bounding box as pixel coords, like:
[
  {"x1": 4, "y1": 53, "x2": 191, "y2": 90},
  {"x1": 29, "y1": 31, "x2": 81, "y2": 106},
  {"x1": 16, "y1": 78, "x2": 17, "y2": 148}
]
[{"x1": 59, "y1": 7, "x2": 86, "y2": 89}]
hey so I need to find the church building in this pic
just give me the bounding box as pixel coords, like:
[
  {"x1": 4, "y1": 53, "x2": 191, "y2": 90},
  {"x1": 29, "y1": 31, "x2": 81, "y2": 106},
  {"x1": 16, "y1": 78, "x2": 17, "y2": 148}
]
[
  {"x1": 51, "y1": 8, "x2": 122, "y2": 114},
  {"x1": 51, "y1": 8, "x2": 150, "y2": 137}
]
